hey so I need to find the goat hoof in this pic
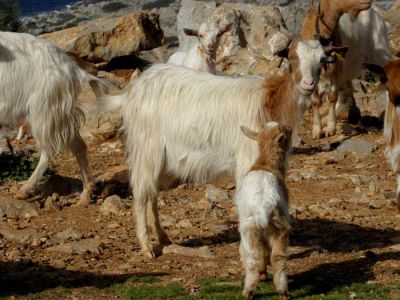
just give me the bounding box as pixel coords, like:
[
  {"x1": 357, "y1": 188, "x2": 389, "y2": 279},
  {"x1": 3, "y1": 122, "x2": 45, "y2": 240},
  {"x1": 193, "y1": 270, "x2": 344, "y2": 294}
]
[
  {"x1": 142, "y1": 249, "x2": 156, "y2": 259},
  {"x1": 242, "y1": 290, "x2": 254, "y2": 300},
  {"x1": 279, "y1": 291, "x2": 290, "y2": 300},
  {"x1": 75, "y1": 197, "x2": 91, "y2": 206},
  {"x1": 323, "y1": 127, "x2": 336, "y2": 137},
  {"x1": 312, "y1": 132, "x2": 323, "y2": 140},
  {"x1": 15, "y1": 189, "x2": 31, "y2": 200}
]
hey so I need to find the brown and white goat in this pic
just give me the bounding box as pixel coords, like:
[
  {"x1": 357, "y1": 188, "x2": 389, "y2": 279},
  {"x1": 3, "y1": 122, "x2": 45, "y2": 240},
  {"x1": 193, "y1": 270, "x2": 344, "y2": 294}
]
[
  {"x1": 100, "y1": 39, "x2": 346, "y2": 258},
  {"x1": 236, "y1": 122, "x2": 291, "y2": 300},
  {"x1": 301, "y1": 0, "x2": 385, "y2": 139},
  {"x1": 364, "y1": 61, "x2": 400, "y2": 209}
]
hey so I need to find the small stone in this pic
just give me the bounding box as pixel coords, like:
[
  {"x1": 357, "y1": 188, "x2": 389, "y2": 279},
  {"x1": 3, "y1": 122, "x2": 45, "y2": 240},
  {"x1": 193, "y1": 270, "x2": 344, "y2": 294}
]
[
  {"x1": 107, "y1": 221, "x2": 121, "y2": 230},
  {"x1": 0, "y1": 197, "x2": 39, "y2": 219},
  {"x1": 327, "y1": 198, "x2": 343, "y2": 207},
  {"x1": 205, "y1": 184, "x2": 229, "y2": 205},
  {"x1": 383, "y1": 189, "x2": 396, "y2": 199},
  {"x1": 162, "y1": 244, "x2": 214, "y2": 258},
  {"x1": 368, "y1": 199, "x2": 387, "y2": 209},
  {"x1": 46, "y1": 237, "x2": 101, "y2": 255},
  {"x1": 44, "y1": 196, "x2": 60, "y2": 212},
  {"x1": 190, "y1": 198, "x2": 213, "y2": 210},
  {"x1": 368, "y1": 181, "x2": 380, "y2": 195},
  {"x1": 96, "y1": 165, "x2": 129, "y2": 184},
  {"x1": 288, "y1": 172, "x2": 303, "y2": 182},
  {"x1": 176, "y1": 219, "x2": 193, "y2": 228},
  {"x1": 337, "y1": 138, "x2": 374, "y2": 158},
  {"x1": 161, "y1": 215, "x2": 176, "y2": 228},
  {"x1": 54, "y1": 228, "x2": 83, "y2": 241},
  {"x1": 349, "y1": 291, "x2": 357, "y2": 299},
  {"x1": 99, "y1": 195, "x2": 127, "y2": 215}
]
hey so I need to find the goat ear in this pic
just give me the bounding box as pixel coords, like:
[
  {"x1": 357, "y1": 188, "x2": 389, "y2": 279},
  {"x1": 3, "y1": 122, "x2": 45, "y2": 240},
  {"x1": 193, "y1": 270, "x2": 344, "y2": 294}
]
[
  {"x1": 363, "y1": 63, "x2": 388, "y2": 83},
  {"x1": 240, "y1": 126, "x2": 258, "y2": 141},
  {"x1": 183, "y1": 28, "x2": 199, "y2": 37}
]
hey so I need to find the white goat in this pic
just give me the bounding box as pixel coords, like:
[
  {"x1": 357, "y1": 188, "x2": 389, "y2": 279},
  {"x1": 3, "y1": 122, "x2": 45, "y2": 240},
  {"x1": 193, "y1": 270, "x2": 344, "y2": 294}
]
[
  {"x1": 168, "y1": 21, "x2": 232, "y2": 74},
  {"x1": 236, "y1": 122, "x2": 291, "y2": 300},
  {"x1": 0, "y1": 31, "x2": 109, "y2": 205},
  {"x1": 101, "y1": 40, "x2": 346, "y2": 258}
]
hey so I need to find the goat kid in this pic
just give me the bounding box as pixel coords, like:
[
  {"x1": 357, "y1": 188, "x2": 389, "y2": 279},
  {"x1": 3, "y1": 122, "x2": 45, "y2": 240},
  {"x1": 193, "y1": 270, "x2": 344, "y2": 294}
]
[
  {"x1": 168, "y1": 21, "x2": 232, "y2": 74},
  {"x1": 101, "y1": 39, "x2": 346, "y2": 258},
  {"x1": 236, "y1": 122, "x2": 291, "y2": 300},
  {"x1": 0, "y1": 31, "x2": 109, "y2": 205},
  {"x1": 364, "y1": 61, "x2": 400, "y2": 209}
]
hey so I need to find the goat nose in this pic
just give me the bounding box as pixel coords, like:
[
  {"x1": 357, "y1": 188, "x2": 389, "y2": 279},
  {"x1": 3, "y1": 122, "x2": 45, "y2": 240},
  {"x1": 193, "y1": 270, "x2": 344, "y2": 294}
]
[
  {"x1": 208, "y1": 44, "x2": 214, "y2": 50},
  {"x1": 304, "y1": 78, "x2": 314, "y2": 86}
]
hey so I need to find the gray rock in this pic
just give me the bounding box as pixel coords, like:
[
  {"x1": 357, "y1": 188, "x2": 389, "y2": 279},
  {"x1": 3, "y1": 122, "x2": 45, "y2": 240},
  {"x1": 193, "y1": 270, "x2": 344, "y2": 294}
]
[
  {"x1": 0, "y1": 197, "x2": 39, "y2": 219},
  {"x1": 337, "y1": 139, "x2": 374, "y2": 158},
  {"x1": 99, "y1": 195, "x2": 127, "y2": 215},
  {"x1": 278, "y1": 3, "x2": 306, "y2": 35},
  {"x1": 205, "y1": 184, "x2": 229, "y2": 206},
  {"x1": 354, "y1": 85, "x2": 387, "y2": 119},
  {"x1": 44, "y1": 196, "x2": 60, "y2": 212},
  {"x1": 42, "y1": 11, "x2": 165, "y2": 63},
  {"x1": 176, "y1": 219, "x2": 193, "y2": 228},
  {"x1": 162, "y1": 244, "x2": 214, "y2": 258},
  {"x1": 0, "y1": 225, "x2": 44, "y2": 244},
  {"x1": 54, "y1": 228, "x2": 83, "y2": 241},
  {"x1": 46, "y1": 237, "x2": 101, "y2": 255}
]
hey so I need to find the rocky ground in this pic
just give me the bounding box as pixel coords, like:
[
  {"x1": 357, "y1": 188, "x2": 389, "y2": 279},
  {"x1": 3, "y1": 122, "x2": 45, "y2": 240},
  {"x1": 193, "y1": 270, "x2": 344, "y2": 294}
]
[
  {"x1": 1, "y1": 112, "x2": 400, "y2": 299},
  {"x1": 1, "y1": 0, "x2": 400, "y2": 299}
]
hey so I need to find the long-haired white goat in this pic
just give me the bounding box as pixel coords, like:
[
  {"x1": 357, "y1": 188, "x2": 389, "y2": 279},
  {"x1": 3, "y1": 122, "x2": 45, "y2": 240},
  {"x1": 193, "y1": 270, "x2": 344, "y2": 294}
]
[
  {"x1": 101, "y1": 39, "x2": 346, "y2": 258},
  {"x1": 167, "y1": 21, "x2": 232, "y2": 74},
  {"x1": 236, "y1": 122, "x2": 291, "y2": 300},
  {"x1": 0, "y1": 31, "x2": 109, "y2": 205}
]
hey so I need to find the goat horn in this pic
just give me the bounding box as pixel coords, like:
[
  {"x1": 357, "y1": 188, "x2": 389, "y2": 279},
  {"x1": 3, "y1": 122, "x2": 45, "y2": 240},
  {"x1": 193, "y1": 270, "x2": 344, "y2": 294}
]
[{"x1": 309, "y1": 0, "x2": 323, "y2": 19}]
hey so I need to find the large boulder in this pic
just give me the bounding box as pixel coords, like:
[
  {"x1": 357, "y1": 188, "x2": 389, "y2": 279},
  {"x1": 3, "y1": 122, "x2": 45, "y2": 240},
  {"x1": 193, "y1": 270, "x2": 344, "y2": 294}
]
[
  {"x1": 41, "y1": 11, "x2": 166, "y2": 62},
  {"x1": 175, "y1": 0, "x2": 292, "y2": 77}
]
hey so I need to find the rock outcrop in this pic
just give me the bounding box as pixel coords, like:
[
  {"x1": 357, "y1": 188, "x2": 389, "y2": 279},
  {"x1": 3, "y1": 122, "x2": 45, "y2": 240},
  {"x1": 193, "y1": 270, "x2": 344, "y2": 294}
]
[{"x1": 41, "y1": 11, "x2": 166, "y2": 63}]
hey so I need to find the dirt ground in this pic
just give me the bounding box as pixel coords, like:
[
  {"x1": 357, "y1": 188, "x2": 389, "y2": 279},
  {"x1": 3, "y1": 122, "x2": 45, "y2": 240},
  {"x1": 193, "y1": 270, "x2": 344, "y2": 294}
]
[{"x1": 0, "y1": 110, "x2": 400, "y2": 299}]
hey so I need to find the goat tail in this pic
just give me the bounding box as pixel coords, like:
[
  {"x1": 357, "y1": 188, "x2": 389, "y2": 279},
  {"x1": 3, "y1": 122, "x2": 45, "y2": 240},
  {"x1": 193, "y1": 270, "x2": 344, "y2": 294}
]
[{"x1": 98, "y1": 93, "x2": 125, "y2": 113}]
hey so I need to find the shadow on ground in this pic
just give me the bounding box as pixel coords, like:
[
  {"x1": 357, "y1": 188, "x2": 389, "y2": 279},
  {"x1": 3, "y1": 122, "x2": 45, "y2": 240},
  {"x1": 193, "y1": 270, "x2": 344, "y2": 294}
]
[{"x1": 0, "y1": 261, "x2": 168, "y2": 297}]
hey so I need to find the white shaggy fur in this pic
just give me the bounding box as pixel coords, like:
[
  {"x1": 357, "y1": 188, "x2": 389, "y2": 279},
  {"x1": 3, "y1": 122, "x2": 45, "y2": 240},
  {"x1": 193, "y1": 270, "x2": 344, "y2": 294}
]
[
  {"x1": 101, "y1": 40, "x2": 331, "y2": 258},
  {"x1": 0, "y1": 31, "x2": 109, "y2": 204},
  {"x1": 168, "y1": 21, "x2": 231, "y2": 74},
  {"x1": 236, "y1": 171, "x2": 289, "y2": 299},
  {"x1": 235, "y1": 122, "x2": 291, "y2": 299}
]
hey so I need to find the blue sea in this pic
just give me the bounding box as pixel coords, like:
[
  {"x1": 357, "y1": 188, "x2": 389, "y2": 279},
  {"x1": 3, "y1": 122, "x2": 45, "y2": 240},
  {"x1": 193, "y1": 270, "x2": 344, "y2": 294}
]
[{"x1": 18, "y1": 0, "x2": 82, "y2": 16}]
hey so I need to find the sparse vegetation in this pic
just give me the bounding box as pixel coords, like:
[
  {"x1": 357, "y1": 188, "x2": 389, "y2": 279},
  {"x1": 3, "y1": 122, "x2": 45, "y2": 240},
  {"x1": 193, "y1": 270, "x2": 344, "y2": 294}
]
[{"x1": 0, "y1": 0, "x2": 21, "y2": 32}]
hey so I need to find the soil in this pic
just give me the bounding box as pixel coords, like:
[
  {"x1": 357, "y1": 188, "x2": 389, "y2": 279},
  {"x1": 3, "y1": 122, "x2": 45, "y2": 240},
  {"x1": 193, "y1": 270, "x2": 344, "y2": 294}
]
[{"x1": 0, "y1": 111, "x2": 400, "y2": 299}]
